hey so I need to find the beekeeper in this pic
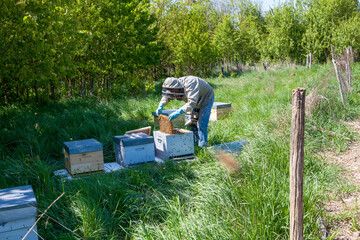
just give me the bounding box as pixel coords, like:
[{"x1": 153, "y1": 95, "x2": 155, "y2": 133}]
[{"x1": 155, "y1": 76, "x2": 214, "y2": 147}]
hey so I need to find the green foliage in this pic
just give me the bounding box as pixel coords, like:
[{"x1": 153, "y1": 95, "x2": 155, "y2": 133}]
[
  {"x1": 262, "y1": 3, "x2": 305, "y2": 62},
  {"x1": 300, "y1": 0, "x2": 359, "y2": 62},
  {"x1": 213, "y1": 0, "x2": 265, "y2": 64},
  {"x1": 153, "y1": 0, "x2": 218, "y2": 77},
  {"x1": 332, "y1": 14, "x2": 360, "y2": 55},
  {"x1": 0, "y1": 0, "x2": 160, "y2": 104}
]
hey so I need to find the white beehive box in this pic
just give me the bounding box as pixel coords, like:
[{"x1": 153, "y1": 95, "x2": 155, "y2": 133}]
[
  {"x1": 154, "y1": 129, "x2": 194, "y2": 160},
  {"x1": 114, "y1": 133, "x2": 155, "y2": 167},
  {"x1": 63, "y1": 138, "x2": 104, "y2": 176},
  {"x1": 210, "y1": 102, "x2": 232, "y2": 121},
  {"x1": 152, "y1": 109, "x2": 185, "y2": 128},
  {"x1": 0, "y1": 185, "x2": 38, "y2": 240}
]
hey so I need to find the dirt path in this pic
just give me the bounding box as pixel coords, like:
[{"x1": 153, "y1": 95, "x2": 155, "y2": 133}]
[{"x1": 321, "y1": 120, "x2": 360, "y2": 239}]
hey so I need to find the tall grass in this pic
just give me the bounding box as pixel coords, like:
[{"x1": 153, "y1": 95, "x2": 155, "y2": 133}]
[{"x1": 0, "y1": 63, "x2": 359, "y2": 239}]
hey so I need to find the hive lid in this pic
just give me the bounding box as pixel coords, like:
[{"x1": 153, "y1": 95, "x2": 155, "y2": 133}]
[
  {"x1": 0, "y1": 185, "x2": 37, "y2": 211},
  {"x1": 63, "y1": 138, "x2": 103, "y2": 154},
  {"x1": 115, "y1": 133, "x2": 154, "y2": 147},
  {"x1": 212, "y1": 102, "x2": 231, "y2": 109},
  {"x1": 151, "y1": 109, "x2": 177, "y2": 116}
]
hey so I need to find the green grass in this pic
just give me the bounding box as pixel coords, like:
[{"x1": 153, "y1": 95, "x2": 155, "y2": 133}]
[{"x1": 0, "y1": 63, "x2": 359, "y2": 239}]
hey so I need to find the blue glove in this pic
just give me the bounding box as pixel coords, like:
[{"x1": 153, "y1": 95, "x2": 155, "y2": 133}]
[
  {"x1": 156, "y1": 103, "x2": 164, "y2": 116},
  {"x1": 168, "y1": 109, "x2": 184, "y2": 121}
]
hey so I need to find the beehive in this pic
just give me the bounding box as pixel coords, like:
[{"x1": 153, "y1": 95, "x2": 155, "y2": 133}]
[
  {"x1": 0, "y1": 185, "x2": 38, "y2": 240},
  {"x1": 63, "y1": 138, "x2": 104, "y2": 176},
  {"x1": 114, "y1": 133, "x2": 155, "y2": 167},
  {"x1": 152, "y1": 109, "x2": 185, "y2": 128},
  {"x1": 154, "y1": 129, "x2": 194, "y2": 160},
  {"x1": 210, "y1": 102, "x2": 232, "y2": 121}
]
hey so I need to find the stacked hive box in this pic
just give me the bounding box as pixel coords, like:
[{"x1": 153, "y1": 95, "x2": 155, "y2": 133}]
[
  {"x1": 154, "y1": 129, "x2": 194, "y2": 160},
  {"x1": 63, "y1": 138, "x2": 104, "y2": 176},
  {"x1": 152, "y1": 109, "x2": 185, "y2": 128},
  {"x1": 210, "y1": 102, "x2": 232, "y2": 121},
  {"x1": 114, "y1": 133, "x2": 155, "y2": 167},
  {"x1": 0, "y1": 185, "x2": 38, "y2": 240}
]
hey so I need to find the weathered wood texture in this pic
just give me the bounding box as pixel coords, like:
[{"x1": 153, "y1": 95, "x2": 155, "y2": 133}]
[
  {"x1": 125, "y1": 126, "x2": 151, "y2": 136},
  {"x1": 306, "y1": 53, "x2": 312, "y2": 69},
  {"x1": 331, "y1": 46, "x2": 346, "y2": 105},
  {"x1": 159, "y1": 114, "x2": 173, "y2": 134},
  {"x1": 346, "y1": 47, "x2": 352, "y2": 87},
  {"x1": 290, "y1": 88, "x2": 306, "y2": 240}
]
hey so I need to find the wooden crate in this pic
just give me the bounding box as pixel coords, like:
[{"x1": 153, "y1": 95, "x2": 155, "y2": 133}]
[
  {"x1": 114, "y1": 133, "x2": 155, "y2": 167},
  {"x1": 154, "y1": 129, "x2": 194, "y2": 160},
  {"x1": 152, "y1": 109, "x2": 185, "y2": 129},
  {"x1": 63, "y1": 139, "x2": 104, "y2": 176},
  {"x1": 0, "y1": 185, "x2": 38, "y2": 240},
  {"x1": 210, "y1": 102, "x2": 232, "y2": 121}
]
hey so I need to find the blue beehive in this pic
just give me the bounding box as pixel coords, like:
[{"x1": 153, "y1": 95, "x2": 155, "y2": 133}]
[
  {"x1": 63, "y1": 138, "x2": 104, "y2": 175},
  {"x1": 0, "y1": 185, "x2": 38, "y2": 240},
  {"x1": 114, "y1": 133, "x2": 155, "y2": 167}
]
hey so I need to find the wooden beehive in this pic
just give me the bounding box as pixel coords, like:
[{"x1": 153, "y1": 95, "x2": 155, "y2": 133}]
[
  {"x1": 0, "y1": 185, "x2": 38, "y2": 240},
  {"x1": 63, "y1": 138, "x2": 104, "y2": 176},
  {"x1": 114, "y1": 133, "x2": 155, "y2": 167},
  {"x1": 152, "y1": 109, "x2": 185, "y2": 128},
  {"x1": 154, "y1": 129, "x2": 194, "y2": 160},
  {"x1": 210, "y1": 102, "x2": 232, "y2": 121}
]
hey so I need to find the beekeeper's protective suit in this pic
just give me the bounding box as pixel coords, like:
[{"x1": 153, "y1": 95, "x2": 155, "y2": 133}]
[{"x1": 155, "y1": 76, "x2": 214, "y2": 147}]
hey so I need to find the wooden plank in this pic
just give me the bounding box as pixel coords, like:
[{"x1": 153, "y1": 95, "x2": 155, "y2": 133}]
[
  {"x1": 125, "y1": 126, "x2": 151, "y2": 135},
  {"x1": 290, "y1": 87, "x2": 306, "y2": 240}
]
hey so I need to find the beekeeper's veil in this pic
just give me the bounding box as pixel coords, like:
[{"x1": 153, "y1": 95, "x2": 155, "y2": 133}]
[{"x1": 162, "y1": 77, "x2": 185, "y2": 99}]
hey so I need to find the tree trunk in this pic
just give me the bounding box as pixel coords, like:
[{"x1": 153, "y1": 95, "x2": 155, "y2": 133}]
[
  {"x1": 34, "y1": 85, "x2": 39, "y2": 103},
  {"x1": 50, "y1": 81, "x2": 55, "y2": 99},
  {"x1": 290, "y1": 87, "x2": 306, "y2": 240}
]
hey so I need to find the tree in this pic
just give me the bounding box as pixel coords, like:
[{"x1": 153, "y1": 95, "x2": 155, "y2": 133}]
[{"x1": 261, "y1": 3, "x2": 304, "y2": 62}]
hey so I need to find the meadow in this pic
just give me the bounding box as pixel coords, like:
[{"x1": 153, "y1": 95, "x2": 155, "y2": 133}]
[{"x1": 1, "y1": 63, "x2": 359, "y2": 239}]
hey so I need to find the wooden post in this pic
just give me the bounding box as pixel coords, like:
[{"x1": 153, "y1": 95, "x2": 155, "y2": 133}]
[
  {"x1": 331, "y1": 46, "x2": 345, "y2": 105},
  {"x1": 290, "y1": 87, "x2": 306, "y2": 240},
  {"x1": 346, "y1": 47, "x2": 352, "y2": 87},
  {"x1": 309, "y1": 53, "x2": 312, "y2": 69}
]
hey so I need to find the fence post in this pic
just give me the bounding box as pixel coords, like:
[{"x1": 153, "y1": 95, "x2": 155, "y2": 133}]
[
  {"x1": 346, "y1": 47, "x2": 352, "y2": 87},
  {"x1": 290, "y1": 87, "x2": 306, "y2": 240},
  {"x1": 331, "y1": 46, "x2": 345, "y2": 105}
]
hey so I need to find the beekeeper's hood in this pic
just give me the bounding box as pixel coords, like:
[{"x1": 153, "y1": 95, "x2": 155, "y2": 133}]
[{"x1": 162, "y1": 77, "x2": 185, "y2": 99}]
